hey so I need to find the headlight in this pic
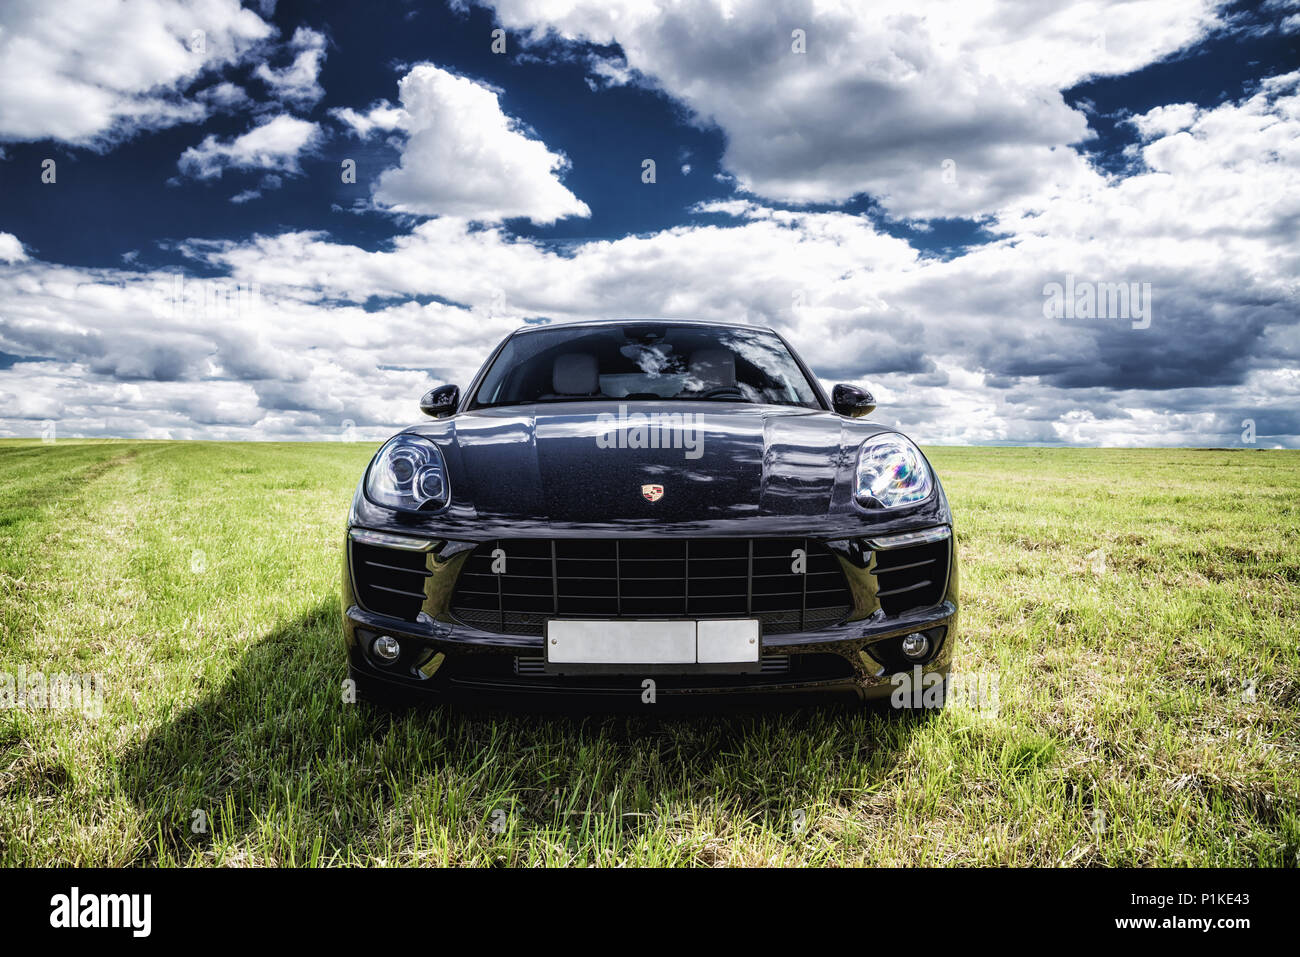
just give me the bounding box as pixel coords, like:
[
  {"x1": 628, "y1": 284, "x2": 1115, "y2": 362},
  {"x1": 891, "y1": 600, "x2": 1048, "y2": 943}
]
[
  {"x1": 853, "y1": 434, "x2": 933, "y2": 508},
  {"x1": 366, "y1": 435, "x2": 450, "y2": 511}
]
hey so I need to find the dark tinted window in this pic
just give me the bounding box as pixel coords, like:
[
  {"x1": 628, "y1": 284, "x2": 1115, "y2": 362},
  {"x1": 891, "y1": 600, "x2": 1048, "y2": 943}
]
[{"x1": 471, "y1": 324, "x2": 822, "y2": 409}]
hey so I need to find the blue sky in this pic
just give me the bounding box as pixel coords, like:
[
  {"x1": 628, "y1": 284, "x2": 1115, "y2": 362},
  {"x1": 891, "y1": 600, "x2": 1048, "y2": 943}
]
[{"x1": 0, "y1": 0, "x2": 1297, "y2": 445}]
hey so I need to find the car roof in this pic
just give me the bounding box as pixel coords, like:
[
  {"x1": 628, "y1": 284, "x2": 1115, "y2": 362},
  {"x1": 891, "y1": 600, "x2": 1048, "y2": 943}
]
[{"x1": 508, "y1": 318, "x2": 779, "y2": 337}]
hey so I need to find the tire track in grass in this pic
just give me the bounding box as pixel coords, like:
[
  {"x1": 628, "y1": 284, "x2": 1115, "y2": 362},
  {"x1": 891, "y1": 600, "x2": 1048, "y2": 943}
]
[
  {"x1": 0, "y1": 443, "x2": 161, "y2": 652},
  {"x1": 0, "y1": 442, "x2": 178, "y2": 864}
]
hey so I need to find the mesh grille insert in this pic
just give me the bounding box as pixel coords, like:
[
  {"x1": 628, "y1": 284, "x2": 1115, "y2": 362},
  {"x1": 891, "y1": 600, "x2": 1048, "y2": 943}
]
[{"x1": 451, "y1": 537, "x2": 851, "y2": 636}]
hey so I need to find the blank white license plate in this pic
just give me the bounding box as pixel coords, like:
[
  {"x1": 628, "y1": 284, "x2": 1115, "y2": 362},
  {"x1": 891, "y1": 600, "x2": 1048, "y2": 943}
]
[{"x1": 545, "y1": 619, "x2": 760, "y2": 668}]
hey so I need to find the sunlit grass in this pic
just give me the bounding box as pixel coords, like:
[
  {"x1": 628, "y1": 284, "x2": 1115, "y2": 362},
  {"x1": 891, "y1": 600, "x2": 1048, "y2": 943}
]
[{"x1": 0, "y1": 439, "x2": 1296, "y2": 866}]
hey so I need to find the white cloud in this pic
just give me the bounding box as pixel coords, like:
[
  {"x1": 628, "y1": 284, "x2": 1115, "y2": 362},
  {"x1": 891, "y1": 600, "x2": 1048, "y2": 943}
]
[
  {"x1": 196, "y1": 81, "x2": 252, "y2": 111},
  {"x1": 0, "y1": 258, "x2": 525, "y2": 440},
  {"x1": 0, "y1": 233, "x2": 27, "y2": 264},
  {"x1": 0, "y1": 9, "x2": 1296, "y2": 447},
  {"x1": 479, "y1": 0, "x2": 1225, "y2": 217},
  {"x1": 178, "y1": 114, "x2": 322, "y2": 178},
  {"x1": 0, "y1": 0, "x2": 273, "y2": 147},
  {"x1": 359, "y1": 63, "x2": 590, "y2": 223},
  {"x1": 331, "y1": 101, "x2": 406, "y2": 138},
  {"x1": 254, "y1": 25, "x2": 327, "y2": 107}
]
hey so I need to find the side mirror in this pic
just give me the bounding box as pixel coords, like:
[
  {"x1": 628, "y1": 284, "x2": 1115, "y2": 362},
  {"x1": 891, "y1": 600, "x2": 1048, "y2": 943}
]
[
  {"x1": 420, "y1": 384, "x2": 459, "y2": 418},
  {"x1": 832, "y1": 383, "x2": 875, "y2": 418}
]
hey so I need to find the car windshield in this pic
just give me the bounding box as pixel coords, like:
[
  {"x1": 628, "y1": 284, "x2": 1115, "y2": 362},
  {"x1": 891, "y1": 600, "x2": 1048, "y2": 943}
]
[{"x1": 470, "y1": 323, "x2": 823, "y2": 410}]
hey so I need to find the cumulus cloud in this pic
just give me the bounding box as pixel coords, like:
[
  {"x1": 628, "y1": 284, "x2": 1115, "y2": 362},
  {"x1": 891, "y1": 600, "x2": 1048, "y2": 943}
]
[
  {"x1": 3, "y1": 69, "x2": 1269, "y2": 443},
  {"x1": 331, "y1": 101, "x2": 406, "y2": 138},
  {"x1": 477, "y1": 0, "x2": 1225, "y2": 217},
  {"x1": 178, "y1": 114, "x2": 322, "y2": 178},
  {"x1": 352, "y1": 64, "x2": 590, "y2": 223},
  {"x1": 0, "y1": 0, "x2": 273, "y2": 147},
  {"x1": 196, "y1": 81, "x2": 252, "y2": 111},
  {"x1": 254, "y1": 25, "x2": 328, "y2": 107},
  {"x1": 0, "y1": 257, "x2": 524, "y2": 440},
  {"x1": 0, "y1": 4, "x2": 1296, "y2": 447},
  {"x1": 0, "y1": 233, "x2": 26, "y2": 264}
]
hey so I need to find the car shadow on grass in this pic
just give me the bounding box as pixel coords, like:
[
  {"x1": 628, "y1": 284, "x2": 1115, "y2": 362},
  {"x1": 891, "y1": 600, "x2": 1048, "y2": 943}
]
[{"x1": 118, "y1": 599, "x2": 924, "y2": 864}]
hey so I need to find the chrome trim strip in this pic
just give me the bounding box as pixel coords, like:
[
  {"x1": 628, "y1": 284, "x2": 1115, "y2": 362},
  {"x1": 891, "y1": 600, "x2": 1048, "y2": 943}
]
[
  {"x1": 348, "y1": 528, "x2": 437, "y2": 552},
  {"x1": 867, "y1": 525, "x2": 952, "y2": 550}
]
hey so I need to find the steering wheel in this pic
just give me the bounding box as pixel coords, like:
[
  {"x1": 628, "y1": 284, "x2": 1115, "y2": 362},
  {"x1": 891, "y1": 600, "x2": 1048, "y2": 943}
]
[{"x1": 700, "y1": 386, "x2": 746, "y2": 399}]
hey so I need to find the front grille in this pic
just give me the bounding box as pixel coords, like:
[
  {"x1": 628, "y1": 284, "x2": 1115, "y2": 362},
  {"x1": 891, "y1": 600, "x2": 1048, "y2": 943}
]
[
  {"x1": 451, "y1": 538, "x2": 852, "y2": 636},
  {"x1": 351, "y1": 542, "x2": 430, "y2": 621},
  {"x1": 873, "y1": 538, "x2": 950, "y2": 615}
]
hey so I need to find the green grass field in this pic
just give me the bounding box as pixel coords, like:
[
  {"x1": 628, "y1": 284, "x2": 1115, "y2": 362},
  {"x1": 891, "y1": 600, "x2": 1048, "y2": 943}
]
[{"x1": 0, "y1": 440, "x2": 1296, "y2": 866}]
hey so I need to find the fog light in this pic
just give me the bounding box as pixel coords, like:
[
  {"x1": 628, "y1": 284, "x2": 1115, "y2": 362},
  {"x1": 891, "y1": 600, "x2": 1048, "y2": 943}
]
[
  {"x1": 900, "y1": 632, "x2": 930, "y2": 660},
  {"x1": 372, "y1": 635, "x2": 401, "y2": 662}
]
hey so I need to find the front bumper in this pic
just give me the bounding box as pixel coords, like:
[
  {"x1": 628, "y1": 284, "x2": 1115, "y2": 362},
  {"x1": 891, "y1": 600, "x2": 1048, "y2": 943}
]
[{"x1": 341, "y1": 528, "x2": 959, "y2": 704}]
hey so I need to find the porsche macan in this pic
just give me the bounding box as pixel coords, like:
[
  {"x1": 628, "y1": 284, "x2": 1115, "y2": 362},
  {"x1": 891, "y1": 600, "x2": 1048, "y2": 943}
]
[{"x1": 342, "y1": 320, "x2": 958, "y2": 709}]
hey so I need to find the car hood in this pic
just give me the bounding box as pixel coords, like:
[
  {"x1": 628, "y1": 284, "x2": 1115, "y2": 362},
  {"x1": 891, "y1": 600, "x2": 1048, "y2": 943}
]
[
  {"x1": 350, "y1": 401, "x2": 953, "y2": 539},
  {"x1": 348, "y1": 401, "x2": 950, "y2": 538},
  {"x1": 441, "y1": 401, "x2": 868, "y2": 522}
]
